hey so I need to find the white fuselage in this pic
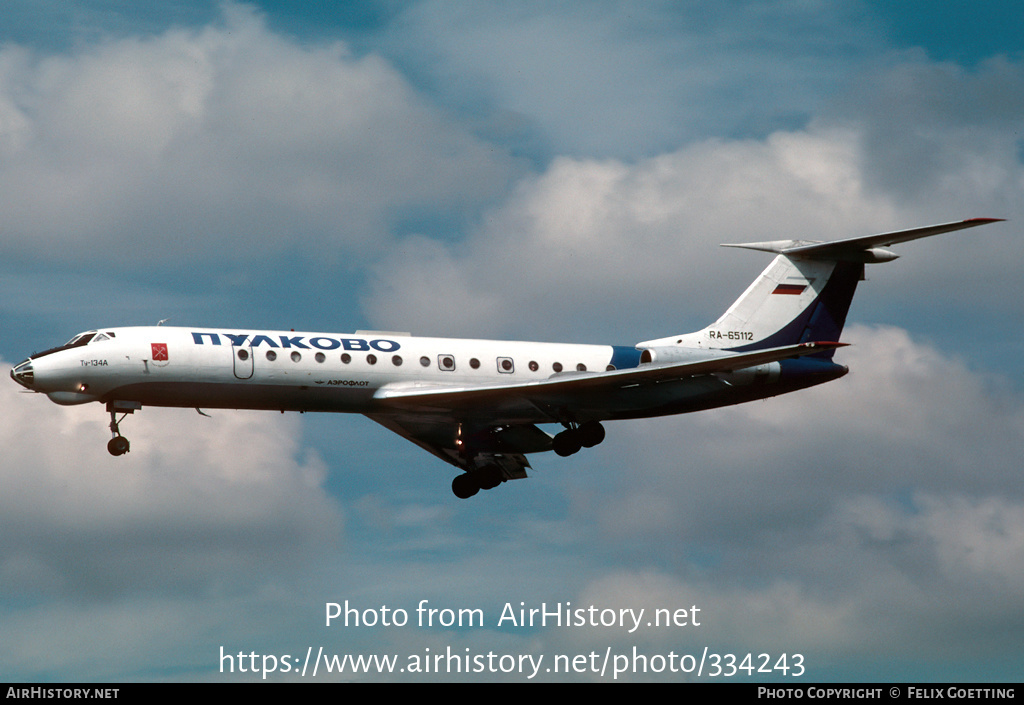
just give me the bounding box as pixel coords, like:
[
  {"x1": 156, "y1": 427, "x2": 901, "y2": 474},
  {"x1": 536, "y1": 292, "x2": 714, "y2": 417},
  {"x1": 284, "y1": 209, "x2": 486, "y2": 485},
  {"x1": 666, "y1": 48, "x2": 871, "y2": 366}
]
[
  {"x1": 14, "y1": 325, "x2": 828, "y2": 426},
  {"x1": 19, "y1": 326, "x2": 639, "y2": 414}
]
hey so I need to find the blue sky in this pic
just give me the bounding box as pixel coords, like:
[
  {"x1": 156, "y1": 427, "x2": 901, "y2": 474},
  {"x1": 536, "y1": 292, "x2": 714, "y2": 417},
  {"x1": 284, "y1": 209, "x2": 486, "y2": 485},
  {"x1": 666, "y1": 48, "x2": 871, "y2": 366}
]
[{"x1": 1, "y1": 1, "x2": 1023, "y2": 682}]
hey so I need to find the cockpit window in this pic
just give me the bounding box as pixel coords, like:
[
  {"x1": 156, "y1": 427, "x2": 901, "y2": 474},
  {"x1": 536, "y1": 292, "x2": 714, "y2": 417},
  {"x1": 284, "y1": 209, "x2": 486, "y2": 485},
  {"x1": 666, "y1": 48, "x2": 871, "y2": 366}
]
[
  {"x1": 64, "y1": 331, "x2": 97, "y2": 347},
  {"x1": 29, "y1": 330, "x2": 102, "y2": 360}
]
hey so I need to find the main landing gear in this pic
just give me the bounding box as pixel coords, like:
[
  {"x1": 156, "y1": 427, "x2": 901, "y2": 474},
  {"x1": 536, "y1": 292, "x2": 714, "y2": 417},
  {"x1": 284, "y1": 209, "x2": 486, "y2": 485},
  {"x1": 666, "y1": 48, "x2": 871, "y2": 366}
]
[
  {"x1": 450, "y1": 421, "x2": 608, "y2": 499},
  {"x1": 452, "y1": 465, "x2": 505, "y2": 499},
  {"x1": 552, "y1": 420, "x2": 605, "y2": 457},
  {"x1": 106, "y1": 401, "x2": 141, "y2": 456}
]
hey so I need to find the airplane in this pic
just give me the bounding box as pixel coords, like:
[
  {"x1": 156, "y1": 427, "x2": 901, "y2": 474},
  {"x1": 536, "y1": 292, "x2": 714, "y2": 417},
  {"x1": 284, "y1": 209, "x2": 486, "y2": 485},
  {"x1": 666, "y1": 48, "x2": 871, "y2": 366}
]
[{"x1": 10, "y1": 218, "x2": 1001, "y2": 498}]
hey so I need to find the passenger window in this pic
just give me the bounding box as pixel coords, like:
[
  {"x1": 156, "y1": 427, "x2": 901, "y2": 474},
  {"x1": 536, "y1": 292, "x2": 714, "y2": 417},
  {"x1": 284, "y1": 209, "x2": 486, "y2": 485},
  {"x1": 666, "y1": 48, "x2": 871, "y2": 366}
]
[
  {"x1": 267, "y1": 351, "x2": 277, "y2": 361},
  {"x1": 438, "y1": 355, "x2": 456, "y2": 371},
  {"x1": 497, "y1": 357, "x2": 514, "y2": 373},
  {"x1": 553, "y1": 362, "x2": 563, "y2": 372}
]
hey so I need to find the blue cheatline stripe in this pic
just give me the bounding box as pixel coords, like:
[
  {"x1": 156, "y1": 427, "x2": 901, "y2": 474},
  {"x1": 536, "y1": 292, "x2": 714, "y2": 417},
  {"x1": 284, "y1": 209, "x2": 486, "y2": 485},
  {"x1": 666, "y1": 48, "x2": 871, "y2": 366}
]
[{"x1": 609, "y1": 346, "x2": 643, "y2": 370}]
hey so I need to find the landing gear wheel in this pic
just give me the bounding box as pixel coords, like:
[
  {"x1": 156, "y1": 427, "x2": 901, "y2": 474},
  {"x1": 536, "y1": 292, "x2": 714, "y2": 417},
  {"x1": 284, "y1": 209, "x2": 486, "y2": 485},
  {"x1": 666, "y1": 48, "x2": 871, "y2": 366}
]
[
  {"x1": 552, "y1": 429, "x2": 582, "y2": 456},
  {"x1": 452, "y1": 472, "x2": 480, "y2": 499},
  {"x1": 578, "y1": 421, "x2": 606, "y2": 448},
  {"x1": 107, "y1": 436, "x2": 130, "y2": 456},
  {"x1": 477, "y1": 465, "x2": 503, "y2": 490}
]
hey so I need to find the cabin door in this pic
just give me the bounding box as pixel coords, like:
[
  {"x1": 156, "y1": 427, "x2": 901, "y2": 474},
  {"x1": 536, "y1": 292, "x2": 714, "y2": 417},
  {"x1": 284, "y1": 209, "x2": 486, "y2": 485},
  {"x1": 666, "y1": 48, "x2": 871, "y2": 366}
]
[{"x1": 232, "y1": 345, "x2": 254, "y2": 379}]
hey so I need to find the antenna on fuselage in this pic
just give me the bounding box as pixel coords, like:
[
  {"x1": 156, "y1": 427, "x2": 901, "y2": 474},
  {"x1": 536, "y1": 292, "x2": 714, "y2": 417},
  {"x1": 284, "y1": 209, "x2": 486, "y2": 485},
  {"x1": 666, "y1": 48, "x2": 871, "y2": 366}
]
[{"x1": 157, "y1": 318, "x2": 170, "y2": 326}]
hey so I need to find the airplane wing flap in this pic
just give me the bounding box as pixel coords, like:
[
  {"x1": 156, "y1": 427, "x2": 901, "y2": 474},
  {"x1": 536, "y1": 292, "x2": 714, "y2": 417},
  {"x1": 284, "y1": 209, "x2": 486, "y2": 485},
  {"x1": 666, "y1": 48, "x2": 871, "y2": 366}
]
[
  {"x1": 365, "y1": 413, "x2": 459, "y2": 467},
  {"x1": 365, "y1": 412, "x2": 544, "y2": 478}
]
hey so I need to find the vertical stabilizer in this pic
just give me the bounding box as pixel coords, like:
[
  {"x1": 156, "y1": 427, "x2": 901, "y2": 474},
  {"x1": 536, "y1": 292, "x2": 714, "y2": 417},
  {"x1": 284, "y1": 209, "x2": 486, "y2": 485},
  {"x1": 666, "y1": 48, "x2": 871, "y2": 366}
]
[
  {"x1": 707, "y1": 254, "x2": 862, "y2": 355},
  {"x1": 655, "y1": 255, "x2": 859, "y2": 357}
]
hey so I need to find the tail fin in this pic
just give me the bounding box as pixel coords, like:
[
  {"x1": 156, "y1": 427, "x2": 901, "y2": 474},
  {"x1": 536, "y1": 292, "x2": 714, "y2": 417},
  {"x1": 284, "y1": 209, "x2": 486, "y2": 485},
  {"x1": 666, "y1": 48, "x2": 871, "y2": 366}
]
[
  {"x1": 692, "y1": 254, "x2": 861, "y2": 357},
  {"x1": 639, "y1": 218, "x2": 1002, "y2": 356}
]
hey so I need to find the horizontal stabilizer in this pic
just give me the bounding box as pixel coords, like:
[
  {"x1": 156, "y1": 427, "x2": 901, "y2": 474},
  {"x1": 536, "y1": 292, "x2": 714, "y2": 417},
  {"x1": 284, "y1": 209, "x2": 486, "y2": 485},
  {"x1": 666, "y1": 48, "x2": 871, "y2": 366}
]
[{"x1": 722, "y1": 218, "x2": 1003, "y2": 262}]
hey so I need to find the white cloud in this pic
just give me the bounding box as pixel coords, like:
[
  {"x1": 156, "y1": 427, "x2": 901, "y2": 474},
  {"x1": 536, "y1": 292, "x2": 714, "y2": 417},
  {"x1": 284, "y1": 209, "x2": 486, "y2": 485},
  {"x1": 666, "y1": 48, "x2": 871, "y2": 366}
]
[
  {"x1": 385, "y1": 1, "x2": 883, "y2": 158},
  {"x1": 588, "y1": 325, "x2": 1024, "y2": 536},
  {"x1": 0, "y1": 352, "x2": 352, "y2": 679},
  {"x1": 0, "y1": 360, "x2": 344, "y2": 601},
  {"x1": 558, "y1": 489, "x2": 1024, "y2": 670},
  {"x1": 0, "y1": 3, "x2": 513, "y2": 265},
  {"x1": 835, "y1": 55, "x2": 1024, "y2": 201},
  {"x1": 838, "y1": 493, "x2": 1024, "y2": 589},
  {"x1": 525, "y1": 325, "x2": 1024, "y2": 662},
  {"x1": 359, "y1": 126, "x2": 890, "y2": 339},
  {"x1": 364, "y1": 61, "x2": 1024, "y2": 341}
]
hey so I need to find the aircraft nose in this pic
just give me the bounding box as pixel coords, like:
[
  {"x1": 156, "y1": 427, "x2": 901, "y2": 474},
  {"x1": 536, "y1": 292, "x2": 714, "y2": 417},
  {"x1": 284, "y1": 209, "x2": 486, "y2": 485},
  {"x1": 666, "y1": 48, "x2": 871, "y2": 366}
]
[{"x1": 10, "y1": 359, "x2": 35, "y2": 389}]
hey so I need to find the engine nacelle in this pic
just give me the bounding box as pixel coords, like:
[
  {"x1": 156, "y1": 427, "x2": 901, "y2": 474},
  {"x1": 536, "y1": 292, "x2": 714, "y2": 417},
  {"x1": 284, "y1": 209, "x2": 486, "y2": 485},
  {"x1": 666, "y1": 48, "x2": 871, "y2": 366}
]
[
  {"x1": 638, "y1": 346, "x2": 731, "y2": 365},
  {"x1": 637, "y1": 346, "x2": 781, "y2": 386},
  {"x1": 714, "y1": 362, "x2": 781, "y2": 386}
]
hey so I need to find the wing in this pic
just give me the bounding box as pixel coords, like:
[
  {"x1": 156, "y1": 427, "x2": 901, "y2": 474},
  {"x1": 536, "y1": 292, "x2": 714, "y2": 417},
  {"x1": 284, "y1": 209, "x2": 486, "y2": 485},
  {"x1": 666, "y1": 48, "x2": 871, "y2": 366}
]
[
  {"x1": 365, "y1": 412, "x2": 547, "y2": 479},
  {"x1": 368, "y1": 341, "x2": 843, "y2": 478},
  {"x1": 373, "y1": 341, "x2": 845, "y2": 415}
]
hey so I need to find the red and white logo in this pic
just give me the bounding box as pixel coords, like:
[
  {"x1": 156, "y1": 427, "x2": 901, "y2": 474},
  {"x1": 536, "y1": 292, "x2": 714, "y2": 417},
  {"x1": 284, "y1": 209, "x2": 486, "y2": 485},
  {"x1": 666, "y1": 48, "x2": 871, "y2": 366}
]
[{"x1": 151, "y1": 343, "x2": 169, "y2": 362}]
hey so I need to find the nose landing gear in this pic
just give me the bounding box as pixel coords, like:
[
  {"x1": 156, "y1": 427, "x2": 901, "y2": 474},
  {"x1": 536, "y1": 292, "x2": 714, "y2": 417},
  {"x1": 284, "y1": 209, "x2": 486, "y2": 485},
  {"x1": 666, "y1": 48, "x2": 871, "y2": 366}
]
[
  {"x1": 106, "y1": 401, "x2": 141, "y2": 456},
  {"x1": 107, "y1": 435, "x2": 130, "y2": 456}
]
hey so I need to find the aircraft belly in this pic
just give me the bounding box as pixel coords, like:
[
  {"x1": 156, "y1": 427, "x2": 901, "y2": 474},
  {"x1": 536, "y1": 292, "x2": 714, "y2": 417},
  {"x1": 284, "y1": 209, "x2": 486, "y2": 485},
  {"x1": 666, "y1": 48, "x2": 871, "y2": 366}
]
[
  {"x1": 101, "y1": 380, "x2": 377, "y2": 412},
  {"x1": 599, "y1": 363, "x2": 845, "y2": 420},
  {"x1": 591, "y1": 376, "x2": 730, "y2": 420}
]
